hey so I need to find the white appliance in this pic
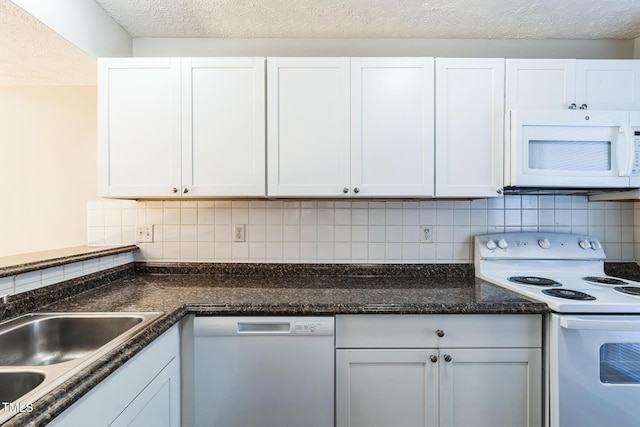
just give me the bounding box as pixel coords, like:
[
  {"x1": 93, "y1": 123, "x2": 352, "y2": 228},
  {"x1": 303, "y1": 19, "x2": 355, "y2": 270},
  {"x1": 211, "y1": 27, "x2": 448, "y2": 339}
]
[
  {"x1": 192, "y1": 316, "x2": 334, "y2": 427},
  {"x1": 475, "y1": 232, "x2": 640, "y2": 427},
  {"x1": 506, "y1": 109, "x2": 640, "y2": 188}
]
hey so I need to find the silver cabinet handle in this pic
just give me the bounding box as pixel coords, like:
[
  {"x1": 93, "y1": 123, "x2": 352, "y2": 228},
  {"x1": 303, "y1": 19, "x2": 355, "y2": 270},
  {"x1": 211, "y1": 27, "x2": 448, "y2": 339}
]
[
  {"x1": 171, "y1": 187, "x2": 178, "y2": 193},
  {"x1": 443, "y1": 354, "x2": 452, "y2": 362},
  {"x1": 353, "y1": 187, "x2": 360, "y2": 194},
  {"x1": 436, "y1": 329, "x2": 445, "y2": 338},
  {"x1": 568, "y1": 103, "x2": 577, "y2": 109},
  {"x1": 342, "y1": 187, "x2": 349, "y2": 194},
  {"x1": 429, "y1": 355, "x2": 438, "y2": 363},
  {"x1": 580, "y1": 104, "x2": 588, "y2": 110}
]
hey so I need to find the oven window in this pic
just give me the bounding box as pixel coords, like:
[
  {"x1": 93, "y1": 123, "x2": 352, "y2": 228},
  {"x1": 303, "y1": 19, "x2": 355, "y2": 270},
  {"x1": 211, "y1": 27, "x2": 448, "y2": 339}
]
[
  {"x1": 529, "y1": 140, "x2": 611, "y2": 171},
  {"x1": 600, "y1": 343, "x2": 640, "y2": 384}
]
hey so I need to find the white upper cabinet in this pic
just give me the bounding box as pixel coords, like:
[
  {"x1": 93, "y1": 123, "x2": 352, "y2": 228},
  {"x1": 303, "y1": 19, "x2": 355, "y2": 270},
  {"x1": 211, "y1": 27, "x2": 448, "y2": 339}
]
[
  {"x1": 351, "y1": 58, "x2": 435, "y2": 197},
  {"x1": 506, "y1": 59, "x2": 640, "y2": 111},
  {"x1": 182, "y1": 57, "x2": 265, "y2": 197},
  {"x1": 99, "y1": 57, "x2": 265, "y2": 198},
  {"x1": 268, "y1": 57, "x2": 435, "y2": 198},
  {"x1": 505, "y1": 59, "x2": 575, "y2": 110},
  {"x1": 575, "y1": 60, "x2": 640, "y2": 110},
  {"x1": 99, "y1": 58, "x2": 182, "y2": 198},
  {"x1": 435, "y1": 58, "x2": 505, "y2": 198},
  {"x1": 267, "y1": 57, "x2": 351, "y2": 197}
]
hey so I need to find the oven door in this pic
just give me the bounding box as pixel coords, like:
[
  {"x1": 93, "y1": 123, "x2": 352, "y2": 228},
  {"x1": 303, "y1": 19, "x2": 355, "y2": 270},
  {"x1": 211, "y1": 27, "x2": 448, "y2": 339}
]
[
  {"x1": 549, "y1": 314, "x2": 640, "y2": 427},
  {"x1": 509, "y1": 109, "x2": 632, "y2": 188}
]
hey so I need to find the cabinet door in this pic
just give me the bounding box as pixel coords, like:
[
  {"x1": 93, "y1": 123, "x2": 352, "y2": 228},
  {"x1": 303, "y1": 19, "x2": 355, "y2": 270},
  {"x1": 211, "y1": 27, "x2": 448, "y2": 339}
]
[
  {"x1": 110, "y1": 357, "x2": 180, "y2": 427},
  {"x1": 182, "y1": 57, "x2": 266, "y2": 197},
  {"x1": 336, "y1": 349, "x2": 438, "y2": 427},
  {"x1": 351, "y1": 58, "x2": 435, "y2": 197},
  {"x1": 49, "y1": 326, "x2": 180, "y2": 427},
  {"x1": 435, "y1": 58, "x2": 504, "y2": 198},
  {"x1": 576, "y1": 60, "x2": 640, "y2": 110},
  {"x1": 267, "y1": 58, "x2": 351, "y2": 197},
  {"x1": 505, "y1": 59, "x2": 576, "y2": 110},
  {"x1": 439, "y1": 348, "x2": 542, "y2": 427},
  {"x1": 98, "y1": 58, "x2": 182, "y2": 197}
]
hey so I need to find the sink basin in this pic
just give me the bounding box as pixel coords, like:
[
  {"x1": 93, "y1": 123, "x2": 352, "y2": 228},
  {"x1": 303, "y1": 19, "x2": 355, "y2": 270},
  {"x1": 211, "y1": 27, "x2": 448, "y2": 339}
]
[
  {"x1": 0, "y1": 371, "x2": 45, "y2": 403},
  {"x1": 0, "y1": 314, "x2": 144, "y2": 365},
  {"x1": 0, "y1": 312, "x2": 162, "y2": 424}
]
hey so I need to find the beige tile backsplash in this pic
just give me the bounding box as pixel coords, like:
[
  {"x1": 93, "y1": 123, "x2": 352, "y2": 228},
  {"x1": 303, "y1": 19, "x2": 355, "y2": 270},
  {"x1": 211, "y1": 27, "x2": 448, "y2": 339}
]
[{"x1": 88, "y1": 196, "x2": 638, "y2": 264}]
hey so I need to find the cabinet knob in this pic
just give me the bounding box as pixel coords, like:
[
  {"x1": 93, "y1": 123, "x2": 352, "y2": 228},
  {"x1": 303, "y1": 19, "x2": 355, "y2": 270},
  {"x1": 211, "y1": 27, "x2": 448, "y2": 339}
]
[
  {"x1": 496, "y1": 188, "x2": 503, "y2": 195},
  {"x1": 580, "y1": 104, "x2": 588, "y2": 110},
  {"x1": 183, "y1": 187, "x2": 189, "y2": 194},
  {"x1": 429, "y1": 355, "x2": 438, "y2": 363},
  {"x1": 353, "y1": 187, "x2": 360, "y2": 194},
  {"x1": 443, "y1": 354, "x2": 452, "y2": 362},
  {"x1": 171, "y1": 187, "x2": 178, "y2": 193},
  {"x1": 342, "y1": 187, "x2": 349, "y2": 194},
  {"x1": 568, "y1": 103, "x2": 577, "y2": 110},
  {"x1": 436, "y1": 329, "x2": 445, "y2": 338}
]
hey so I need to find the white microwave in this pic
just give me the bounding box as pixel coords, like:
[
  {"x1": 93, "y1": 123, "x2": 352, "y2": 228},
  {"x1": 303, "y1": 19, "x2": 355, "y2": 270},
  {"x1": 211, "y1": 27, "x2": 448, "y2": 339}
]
[{"x1": 506, "y1": 110, "x2": 640, "y2": 189}]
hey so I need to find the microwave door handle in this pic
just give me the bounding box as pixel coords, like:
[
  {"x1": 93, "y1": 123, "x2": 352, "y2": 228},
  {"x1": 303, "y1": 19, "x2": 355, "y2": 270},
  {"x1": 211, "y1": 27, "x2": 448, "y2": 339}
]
[
  {"x1": 560, "y1": 316, "x2": 640, "y2": 331},
  {"x1": 618, "y1": 125, "x2": 634, "y2": 176}
]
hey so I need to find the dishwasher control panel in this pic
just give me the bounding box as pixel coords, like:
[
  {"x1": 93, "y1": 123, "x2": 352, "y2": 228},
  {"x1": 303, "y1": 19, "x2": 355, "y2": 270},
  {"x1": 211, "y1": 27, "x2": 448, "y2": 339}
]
[{"x1": 294, "y1": 320, "x2": 334, "y2": 335}]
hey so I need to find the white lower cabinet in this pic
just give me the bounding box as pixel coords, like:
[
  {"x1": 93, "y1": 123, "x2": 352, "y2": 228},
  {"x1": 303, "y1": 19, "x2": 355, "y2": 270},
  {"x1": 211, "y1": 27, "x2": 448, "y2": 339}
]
[
  {"x1": 336, "y1": 315, "x2": 542, "y2": 427},
  {"x1": 336, "y1": 349, "x2": 439, "y2": 427},
  {"x1": 49, "y1": 325, "x2": 180, "y2": 427}
]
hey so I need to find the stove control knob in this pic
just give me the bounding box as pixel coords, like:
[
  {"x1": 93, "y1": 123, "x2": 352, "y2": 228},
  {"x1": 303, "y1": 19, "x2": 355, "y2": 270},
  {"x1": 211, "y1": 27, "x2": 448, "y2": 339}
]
[
  {"x1": 579, "y1": 240, "x2": 591, "y2": 250},
  {"x1": 591, "y1": 240, "x2": 602, "y2": 250},
  {"x1": 538, "y1": 238, "x2": 551, "y2": 249},
  {"x1": 485, "y1": 240, "x2": 497, "y2": 250},
  {"x1": 497, "y1": 238, "x2": 509, "y2": 249}
]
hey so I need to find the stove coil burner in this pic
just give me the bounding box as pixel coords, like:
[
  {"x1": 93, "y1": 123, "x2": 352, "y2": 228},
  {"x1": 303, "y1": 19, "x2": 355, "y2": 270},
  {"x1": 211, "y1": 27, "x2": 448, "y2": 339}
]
[
  {"x1": 582, "y1": 276, "x2": 628, "y2": 286},
  {"x1": 542, "y1": 289, "x2": 596, "y2": 301},
  {"x1": 508, "y1": 276, "x2": 562, "y2": 287},
  {"x1": 614, "y1": 286, "x2": 640, "y2": 297}
]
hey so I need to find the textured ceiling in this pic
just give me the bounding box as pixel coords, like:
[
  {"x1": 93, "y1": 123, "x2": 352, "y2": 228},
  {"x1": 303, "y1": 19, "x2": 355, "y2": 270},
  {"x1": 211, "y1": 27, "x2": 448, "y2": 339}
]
[
  {"x1": 95, "y1": 0, "x2": 640, "y2": 39},
  {"x1": 4, "y1": 0, "x2": 640, "y2": 86},
  {"x1": 0, "y1": 0, "x2": 96, "y2": 85}
]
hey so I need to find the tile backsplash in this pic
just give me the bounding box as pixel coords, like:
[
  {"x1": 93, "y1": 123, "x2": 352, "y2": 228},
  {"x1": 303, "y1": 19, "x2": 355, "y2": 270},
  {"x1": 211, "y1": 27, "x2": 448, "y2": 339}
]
[
  {"x1": 0, "y1": 252, "x2": 134, "y2": 296},
  {"x1": 88, "y1": 196, "x2": 637, "y2": 264}
]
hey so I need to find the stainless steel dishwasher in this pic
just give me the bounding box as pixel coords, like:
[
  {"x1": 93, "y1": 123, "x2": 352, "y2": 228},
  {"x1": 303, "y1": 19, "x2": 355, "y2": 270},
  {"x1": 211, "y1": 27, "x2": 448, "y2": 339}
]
[{"x1": 193, "y1": 316, "x2": 335, "y2": 427}]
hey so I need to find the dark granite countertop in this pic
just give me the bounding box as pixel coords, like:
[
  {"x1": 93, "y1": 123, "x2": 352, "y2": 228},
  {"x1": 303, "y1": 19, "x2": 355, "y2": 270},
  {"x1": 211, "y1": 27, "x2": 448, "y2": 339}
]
[
  {"x1": 2, "y1": 262, "x2": 549, "y2": 427},
  {"x1": 0, "y1": 245, "x2": 138, "y2": 279}
]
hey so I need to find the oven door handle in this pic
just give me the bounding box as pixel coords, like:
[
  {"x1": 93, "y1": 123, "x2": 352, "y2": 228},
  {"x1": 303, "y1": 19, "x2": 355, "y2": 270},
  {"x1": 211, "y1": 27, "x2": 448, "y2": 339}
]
[{"x1": 561, "y1": 316, "x2": 640, "y2": 331}]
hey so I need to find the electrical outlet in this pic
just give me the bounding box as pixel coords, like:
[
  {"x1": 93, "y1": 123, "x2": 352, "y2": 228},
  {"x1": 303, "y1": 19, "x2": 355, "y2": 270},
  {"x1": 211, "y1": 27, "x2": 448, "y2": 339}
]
[
  {"x1": 233, "y1": 224, "x2": 246, "y2": 242},
  {"x1": 136, "y1": 225, "x2": 153, "y2": 243},
  {"x1": 420, "y1": 225, "x2": 433, "y2": 243}
]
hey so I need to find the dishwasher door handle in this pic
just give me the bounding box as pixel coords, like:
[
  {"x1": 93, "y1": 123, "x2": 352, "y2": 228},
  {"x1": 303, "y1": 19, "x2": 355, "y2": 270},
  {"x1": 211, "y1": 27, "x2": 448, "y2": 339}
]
[
  {"x1": 194, "y1": 316, "x2": 334, "y2": 336},
  {"x1": 237, "y1": 322, "x2": 291, "y2": 334}
]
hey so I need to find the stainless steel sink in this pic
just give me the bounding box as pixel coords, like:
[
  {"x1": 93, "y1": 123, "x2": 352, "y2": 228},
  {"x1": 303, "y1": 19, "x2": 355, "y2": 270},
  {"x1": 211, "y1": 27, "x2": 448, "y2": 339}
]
[
  {"x1": 0, "y1": 312, "x2": 162, "y2": 424},
  {"x1": 0, "y1": 371, "x2": 45, "y2": 403},
  {"x1": 0, "y1": 314, "x2": 145, "y2": 365}
]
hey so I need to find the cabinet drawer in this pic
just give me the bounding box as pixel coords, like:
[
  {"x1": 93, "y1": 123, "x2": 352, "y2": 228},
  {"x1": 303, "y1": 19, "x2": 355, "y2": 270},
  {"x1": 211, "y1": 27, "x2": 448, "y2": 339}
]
[{"x1": 336, "y1": 314, "x2": 541, "y2": 348}]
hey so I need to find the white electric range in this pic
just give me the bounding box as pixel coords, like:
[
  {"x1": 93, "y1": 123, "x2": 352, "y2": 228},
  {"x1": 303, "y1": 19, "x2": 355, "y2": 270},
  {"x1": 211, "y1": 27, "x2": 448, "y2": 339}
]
[
  {"x1": 475, "y1": 232, "x2": 640, "y2": 427},
  {"x1": 475, "y1": 232, "x2": 640, "y2": 313}
]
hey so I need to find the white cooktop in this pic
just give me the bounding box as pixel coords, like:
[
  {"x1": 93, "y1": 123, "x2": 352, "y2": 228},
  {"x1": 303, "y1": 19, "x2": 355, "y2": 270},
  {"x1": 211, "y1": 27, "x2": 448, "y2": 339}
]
[{"x1": 475, "y1": 232, "x2": 640, "y2": 314}]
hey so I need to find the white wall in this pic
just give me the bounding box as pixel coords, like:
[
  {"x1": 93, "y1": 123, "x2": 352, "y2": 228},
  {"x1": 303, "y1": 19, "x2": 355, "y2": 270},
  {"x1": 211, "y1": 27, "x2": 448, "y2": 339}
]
[
  {"x1": 88, "y1": 196, "x2": 635, "y2": 264},
  {"x1": 0, "y1": 86, "x2": 98, "y2": 257},
  {"x1": 133, "y1": 38, "x2": 635, "y2": 59}
]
